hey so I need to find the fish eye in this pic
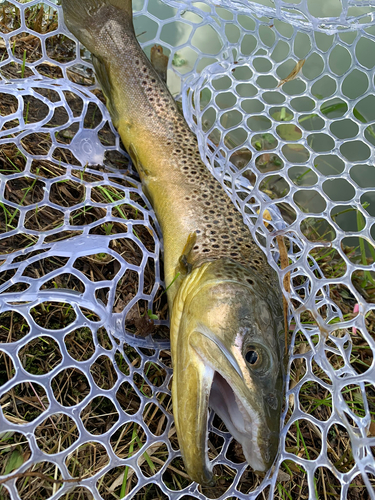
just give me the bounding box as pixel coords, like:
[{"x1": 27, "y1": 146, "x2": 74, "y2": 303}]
[
  {"x1": 245, "y1": 348, "x2": 260, "y2": 366},
  {"x1": 244, "y1": 345, "x2": 270, "y2": 373}
]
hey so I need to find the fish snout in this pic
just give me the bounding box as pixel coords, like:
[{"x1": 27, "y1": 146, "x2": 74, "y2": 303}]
[{"x1": 255, "y1": 424, "x2": 280, "y2": 471}]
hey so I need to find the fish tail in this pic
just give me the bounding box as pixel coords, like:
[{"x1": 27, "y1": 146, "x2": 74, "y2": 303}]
[
  {"x1": 61, "y1": 0, "x2": 134, "y2": 126},
  {"x1": 61, "y1": 0, "x2": 133, "y2": 55}
]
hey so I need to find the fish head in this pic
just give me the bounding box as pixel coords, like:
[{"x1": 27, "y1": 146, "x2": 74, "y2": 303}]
[{"x1": 171, "y1": 259, "x2": 285, "y2": 485}]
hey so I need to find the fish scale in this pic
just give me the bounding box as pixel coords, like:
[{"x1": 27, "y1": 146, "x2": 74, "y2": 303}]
[{"x1": 61, "y1": 0, "x2": 285, "y2": 486}]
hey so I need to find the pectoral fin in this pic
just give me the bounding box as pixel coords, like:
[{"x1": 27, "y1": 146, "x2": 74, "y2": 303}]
[{"x1": 176, "y1": 232, "x2": 197, "y2": 276}]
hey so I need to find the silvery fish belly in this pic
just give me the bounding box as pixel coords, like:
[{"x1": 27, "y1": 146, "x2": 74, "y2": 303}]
[{"x1": 61, "y1": 0, "x2": 286, "y2": 486}]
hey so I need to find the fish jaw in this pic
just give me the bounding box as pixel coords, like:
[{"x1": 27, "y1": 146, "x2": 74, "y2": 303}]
[
  {"x1": 171, "y1": 343, "x2": 216, "y2": 485},
  {"x1": 171, "y1": 260, "x2": 284, "y2": 484}
]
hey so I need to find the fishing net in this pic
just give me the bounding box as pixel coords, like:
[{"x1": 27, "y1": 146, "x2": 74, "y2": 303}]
[{"x1": 0, "y1": 0, "x2": 374, "y2": 499}]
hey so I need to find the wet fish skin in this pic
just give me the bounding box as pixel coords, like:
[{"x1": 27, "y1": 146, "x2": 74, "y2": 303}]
[{"x1": 61, "y1": 0, "x2": 285, "y2": 485}]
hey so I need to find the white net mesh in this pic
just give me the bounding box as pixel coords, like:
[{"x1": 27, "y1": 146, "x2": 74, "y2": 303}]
[{"x1": 0, "y1": 0, "x2": 374, "y2": 499}]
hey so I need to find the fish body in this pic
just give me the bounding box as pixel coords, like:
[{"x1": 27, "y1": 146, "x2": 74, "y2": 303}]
[{"x1": 61, "y1": 0, "x2": 285, "y2": 485}]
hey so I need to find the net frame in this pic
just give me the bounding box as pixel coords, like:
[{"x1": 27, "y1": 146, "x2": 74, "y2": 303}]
[{"x1": 0, "y1": 0, "x2": 374, "y2": 498}]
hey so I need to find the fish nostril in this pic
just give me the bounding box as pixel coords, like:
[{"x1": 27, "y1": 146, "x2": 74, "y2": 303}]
[{"x1": 266, "y1": 392, "x2": 278, "y2": 410}]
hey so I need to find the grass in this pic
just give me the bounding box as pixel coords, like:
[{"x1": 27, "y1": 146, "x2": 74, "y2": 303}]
[{"x1": 0, "y1": 3, "x2": 375, "y2": 500}]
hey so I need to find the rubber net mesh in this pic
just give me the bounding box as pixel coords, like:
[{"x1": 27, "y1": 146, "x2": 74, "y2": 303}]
[{"x1": 0, "y1": 0, "x2": 374, "y2": 499}]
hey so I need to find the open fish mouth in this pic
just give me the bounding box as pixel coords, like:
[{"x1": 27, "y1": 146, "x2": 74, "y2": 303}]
[
  {"x1": 195, "y1": 324, "x2": 276, "y2": 472},
  {"x1": 172, "y1": 324, "x2": 280, "y2": 486},
  {"x1": 209, "y1": 371, "x2": 272, "y2": 472}
]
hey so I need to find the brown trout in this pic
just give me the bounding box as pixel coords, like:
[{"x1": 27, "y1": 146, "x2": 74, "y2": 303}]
[{"x1": 61, "y1": 0, "x2": 285, "y2": 485}]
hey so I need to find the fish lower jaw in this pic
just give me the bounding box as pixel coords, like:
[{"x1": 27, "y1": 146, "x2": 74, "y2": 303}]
[{"x1": 209, "y1": 371, "x2": 268, "y2": 473}]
